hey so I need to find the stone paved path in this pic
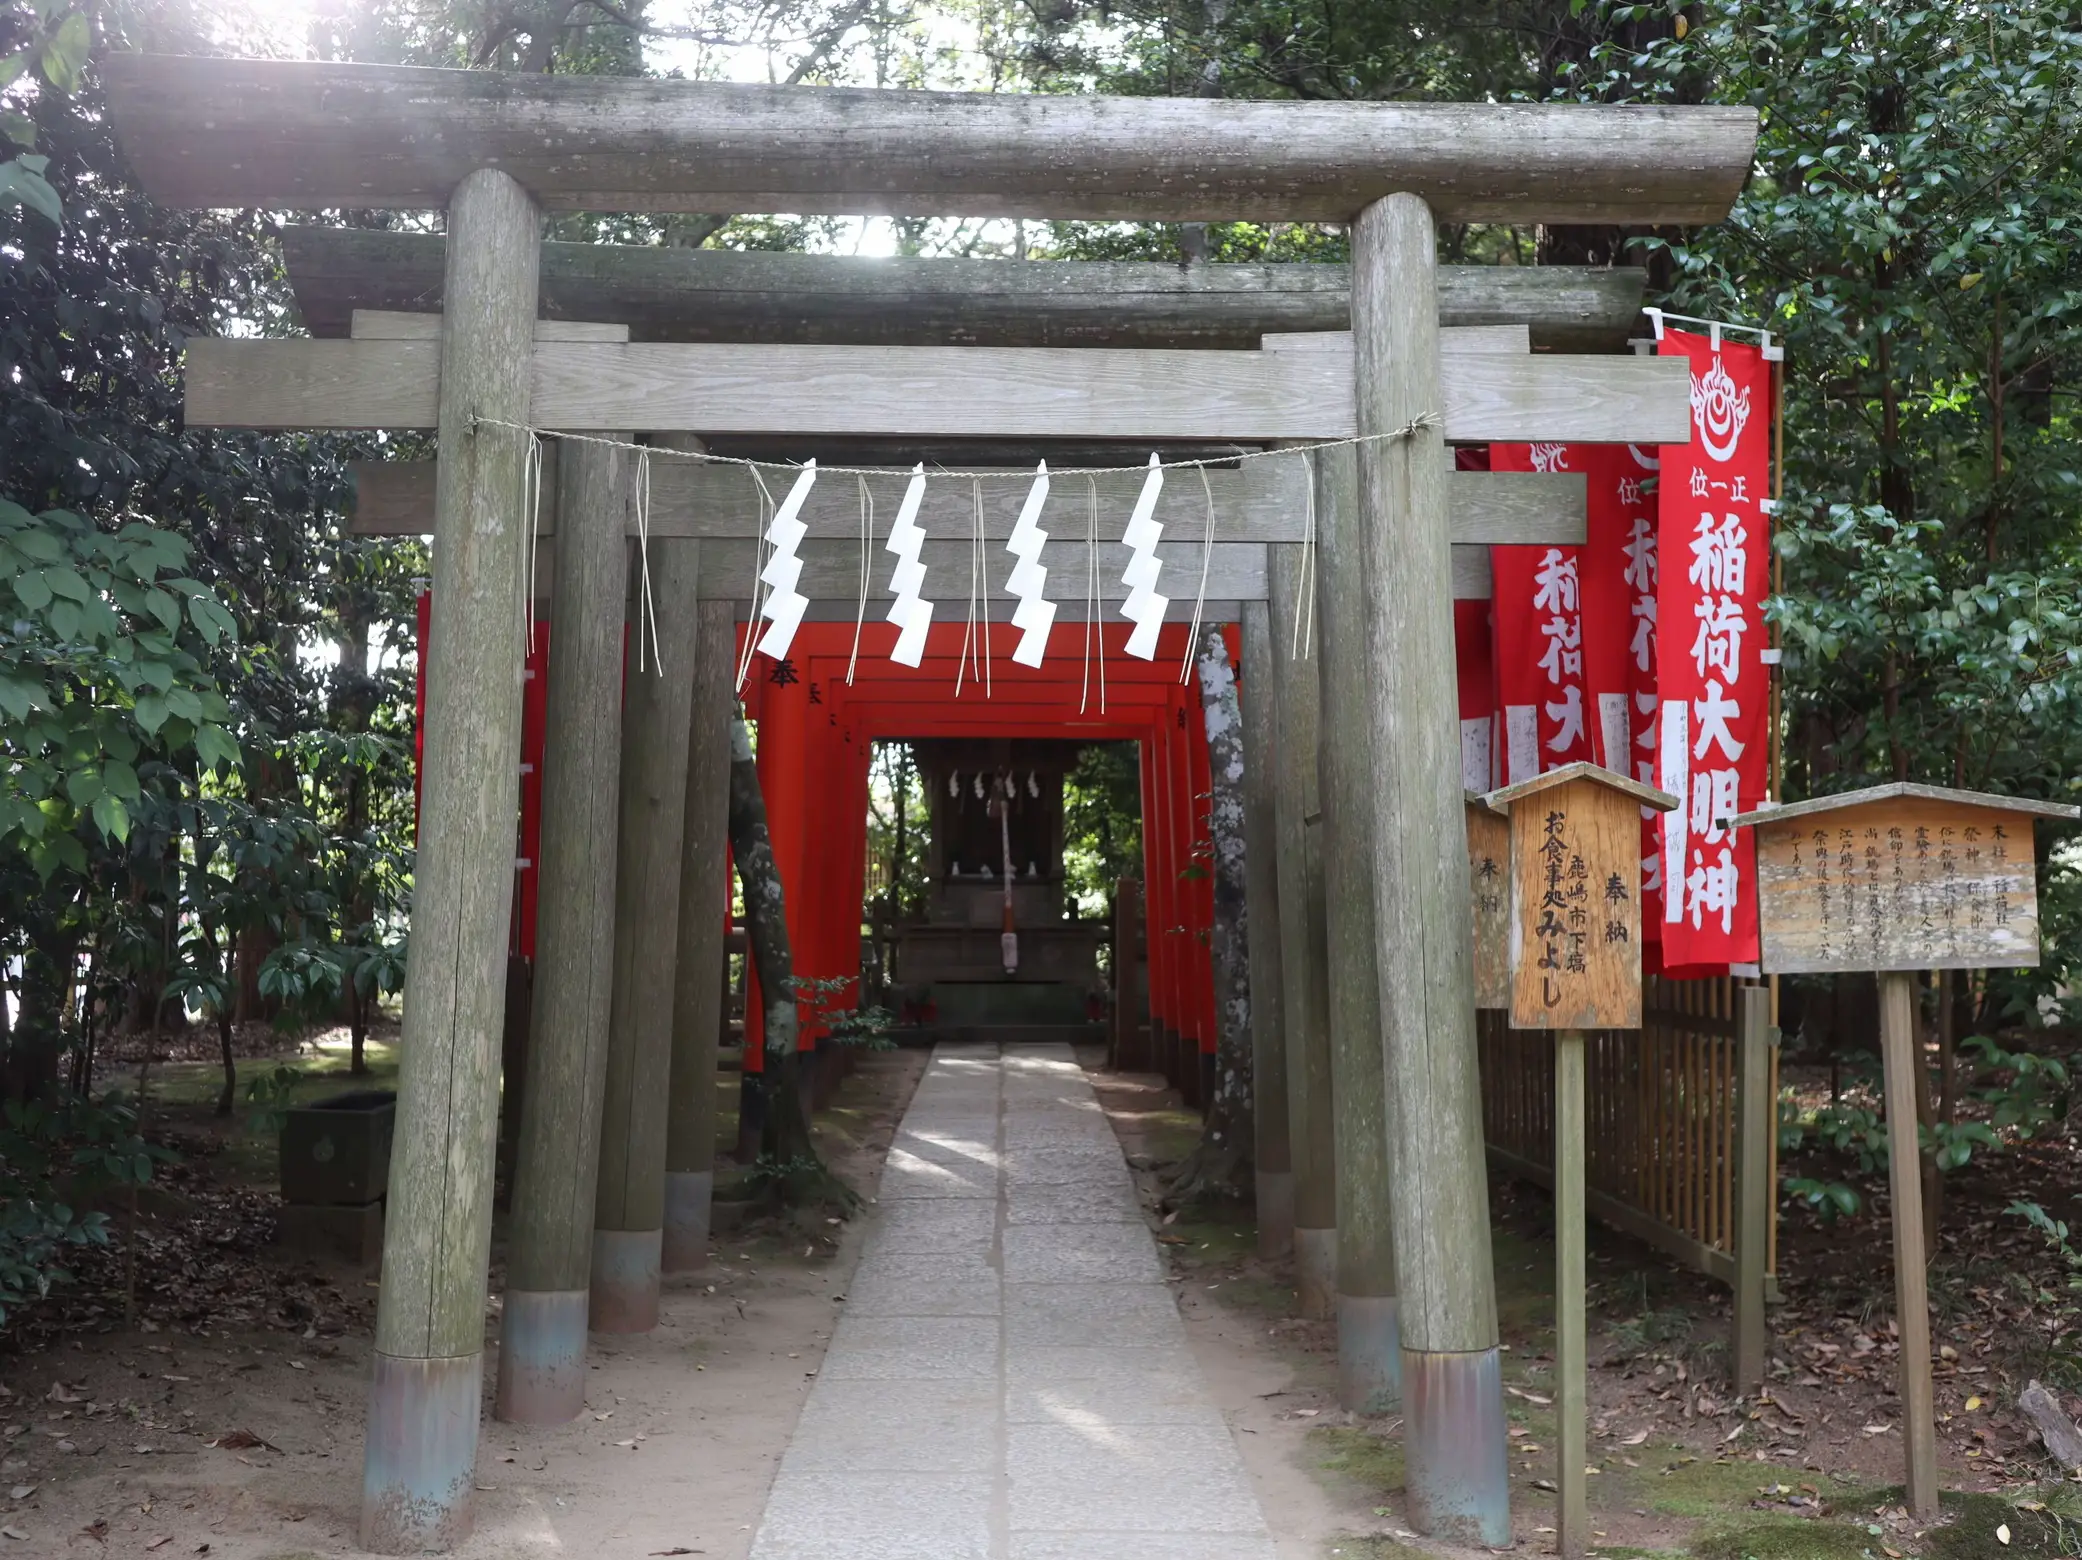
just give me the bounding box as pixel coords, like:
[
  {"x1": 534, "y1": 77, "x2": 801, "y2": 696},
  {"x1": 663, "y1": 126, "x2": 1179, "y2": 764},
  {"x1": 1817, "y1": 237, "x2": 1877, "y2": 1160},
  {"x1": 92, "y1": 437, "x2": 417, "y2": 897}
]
[{"x1": 747, "y1": 1042, "x2": 1278, "y2": 1560}]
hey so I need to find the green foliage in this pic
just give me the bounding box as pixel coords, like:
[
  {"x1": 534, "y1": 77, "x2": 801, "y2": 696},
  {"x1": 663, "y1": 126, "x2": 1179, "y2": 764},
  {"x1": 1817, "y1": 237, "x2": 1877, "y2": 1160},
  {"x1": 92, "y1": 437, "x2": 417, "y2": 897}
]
[
  {"x1": 1062, "y1": 741, "x2": 1142, "y2": 917},
  {"x1": 1784, "y1": 1175, "x2": 1862, "y2": 1222},
  {"x1": 1584, "y1": 4, "x2": 2082, "y2": 969},
  {"x1": 243, "y1": 1064, "x2": 306, "y2": 1138},
  {"x1": 0, "y1": 501, "x2": 238, "y2": 874},
  {"x1": 0, "y1": 1089, "x2": 166, "y2": 1325}
]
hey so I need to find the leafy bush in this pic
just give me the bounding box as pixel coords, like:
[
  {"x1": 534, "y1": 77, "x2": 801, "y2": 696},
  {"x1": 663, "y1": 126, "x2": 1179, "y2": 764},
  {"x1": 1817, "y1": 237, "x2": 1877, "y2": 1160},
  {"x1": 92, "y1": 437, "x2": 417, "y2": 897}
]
[{"x1": 0, "y1": 1090, "x2": 168, "y2": 1326}]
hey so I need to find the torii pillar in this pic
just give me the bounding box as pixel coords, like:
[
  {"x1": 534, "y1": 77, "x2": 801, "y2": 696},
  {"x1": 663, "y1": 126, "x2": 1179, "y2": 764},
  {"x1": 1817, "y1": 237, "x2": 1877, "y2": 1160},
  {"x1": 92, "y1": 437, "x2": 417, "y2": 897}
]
[
  {"x1": 360, "y1": 169, "x2": 539, "y2": 1553},
  {"x1": 1353, "y1": 193, "x2": 1509, "y2": 1544}
]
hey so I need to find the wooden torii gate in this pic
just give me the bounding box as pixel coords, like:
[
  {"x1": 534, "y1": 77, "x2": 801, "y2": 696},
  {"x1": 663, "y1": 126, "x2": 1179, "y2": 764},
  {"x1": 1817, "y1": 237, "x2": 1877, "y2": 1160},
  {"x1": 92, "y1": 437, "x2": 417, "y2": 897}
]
[{"x1": 104, "y1": 52, "x2": 1756, "y2": 1554}]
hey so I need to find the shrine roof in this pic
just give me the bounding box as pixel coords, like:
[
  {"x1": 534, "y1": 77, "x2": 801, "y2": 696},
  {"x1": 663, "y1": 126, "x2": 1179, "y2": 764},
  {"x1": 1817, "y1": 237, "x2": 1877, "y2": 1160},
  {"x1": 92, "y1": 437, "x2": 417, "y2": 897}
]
[
  {"x1": 1731, "y1": 784, "x2": 2079, "y2": 828},
  {"x1": 1485, "y1": 761, "x2": 1678, "y2": 814},
  {"x1": 104, "y1": 54, "x2": 1757, "y2": 225}
]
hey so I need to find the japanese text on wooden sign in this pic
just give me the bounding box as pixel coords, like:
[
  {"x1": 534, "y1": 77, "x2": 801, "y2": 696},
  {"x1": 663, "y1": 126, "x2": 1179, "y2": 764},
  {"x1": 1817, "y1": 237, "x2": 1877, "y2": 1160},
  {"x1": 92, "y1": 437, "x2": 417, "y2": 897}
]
[
  {"x1": 1750, "y1": 799, "x2": 2046, "y2": 973},
  {"x1": 1508, "y1": 777, "x2": 1644, "y2": 1029},
  {"x1": 1467, "y1": 797, "x2": 1511, "y2": 1009}
]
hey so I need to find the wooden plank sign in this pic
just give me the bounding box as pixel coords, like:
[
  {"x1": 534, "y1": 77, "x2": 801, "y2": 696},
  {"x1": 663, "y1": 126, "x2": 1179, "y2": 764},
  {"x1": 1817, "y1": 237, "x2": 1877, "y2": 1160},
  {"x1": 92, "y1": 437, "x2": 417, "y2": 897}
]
[
  {"x1": 1465, "y1": 793, "x2": 1511, "y2": 1010},
  {"x1": 1730, "y1": 783, "x2": 2079, "y2": 975},
  {"x1": 1486, "y1": 763, "x2": 1677, "y2": 1031}
]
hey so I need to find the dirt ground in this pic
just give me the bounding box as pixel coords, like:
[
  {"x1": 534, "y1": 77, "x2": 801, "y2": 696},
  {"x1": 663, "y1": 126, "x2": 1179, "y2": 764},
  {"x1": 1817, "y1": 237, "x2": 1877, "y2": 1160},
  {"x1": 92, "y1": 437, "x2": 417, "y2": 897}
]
[
  {"x1": 1085, "y1": 1049, "x2": 2082, "y2": 1560},
  {"x1": 7, "y1": 1032, "x2": 2081, "y2": 1559},
  {"x1": 0, "y1": 1044, "x2": 925, "y2": 1559}
]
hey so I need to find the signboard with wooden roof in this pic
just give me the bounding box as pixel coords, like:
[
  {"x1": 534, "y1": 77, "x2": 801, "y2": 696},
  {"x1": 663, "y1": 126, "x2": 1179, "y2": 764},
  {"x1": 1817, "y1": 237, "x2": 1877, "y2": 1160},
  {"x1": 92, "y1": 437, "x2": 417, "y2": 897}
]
[
  {"x1": 1729, "y1": 784, "x2": 2079, "y2": 976},
  {"x1": 1465, "y1": 792, "x2": 1512, "y2": 1010},
  {"x1": 1486, "y1": 762, "x2": 1678, "y2": 1031}
]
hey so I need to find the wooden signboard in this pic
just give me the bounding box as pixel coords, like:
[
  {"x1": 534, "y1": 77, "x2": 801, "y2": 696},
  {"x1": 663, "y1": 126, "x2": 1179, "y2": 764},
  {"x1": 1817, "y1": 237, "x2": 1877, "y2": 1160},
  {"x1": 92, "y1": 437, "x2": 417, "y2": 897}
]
[
  {"x1": 1487, "y1": 763, "x2": 1678, "y2": 1032},
  {"x1": 1732, "y1": 782, "x2": 2077, "y2": 1523},
  {"x1": 1731, "y1": 783, "x2": 2078, "y2": 975},
  {"x1": 1483, "y1": 763, "x2": 1674, "y2": 1560},
  {"x1": 1465, "y1": 793, "x2": 1511, "y2": 1010}
]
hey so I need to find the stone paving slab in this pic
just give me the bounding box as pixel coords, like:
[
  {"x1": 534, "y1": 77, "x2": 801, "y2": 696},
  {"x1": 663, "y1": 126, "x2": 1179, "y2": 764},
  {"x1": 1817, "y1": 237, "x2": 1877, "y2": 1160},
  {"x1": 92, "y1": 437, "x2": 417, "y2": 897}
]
[
  {"x1": 1002, "y1": 1222, "x2": 1166, "y2": 1283},
  {"x1": 746, "y1": 1042, "x2": 1274, "y2": 1560}
]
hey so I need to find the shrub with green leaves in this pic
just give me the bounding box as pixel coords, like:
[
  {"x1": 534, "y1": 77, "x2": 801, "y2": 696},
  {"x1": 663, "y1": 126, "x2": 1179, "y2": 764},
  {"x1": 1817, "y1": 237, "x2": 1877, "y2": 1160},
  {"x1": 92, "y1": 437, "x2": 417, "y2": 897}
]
[{"x1": 0, "y1": 501, "x2": 239, "y2": 876}]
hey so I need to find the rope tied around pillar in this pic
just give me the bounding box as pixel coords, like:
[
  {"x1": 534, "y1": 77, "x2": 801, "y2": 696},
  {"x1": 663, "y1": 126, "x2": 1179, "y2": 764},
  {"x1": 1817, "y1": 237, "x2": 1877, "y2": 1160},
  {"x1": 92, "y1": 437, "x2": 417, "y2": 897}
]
[
  {"x1": 1178, "y1": 466, "x2": 1217, "y2": 687},
  {"x1": 633, "y1": 445, "x2": 663, "y2": 676},
  {"x1": 1291, "y1": 449, "x2": 1318, "y2": 662},
  {"x1": 846, "y1": 474, "x2": 875, "y2": 687}
]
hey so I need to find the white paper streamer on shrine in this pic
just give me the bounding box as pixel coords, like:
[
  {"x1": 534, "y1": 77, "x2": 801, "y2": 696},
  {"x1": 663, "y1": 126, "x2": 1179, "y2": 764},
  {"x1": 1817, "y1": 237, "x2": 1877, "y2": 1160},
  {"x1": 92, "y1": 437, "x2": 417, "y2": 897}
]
[
  {"x1": 1118, "y1": 453, "x2": 1169, "y2": 661},
  {"x1": 1005, "y1": 461, "x2": 1055, "y2": 668},
  {"x1": 754, "y1": 460, "x2": 818, "y2": 659},
  {"x1": 883, "y1": 464, "x2": 932, "y2": 667}
]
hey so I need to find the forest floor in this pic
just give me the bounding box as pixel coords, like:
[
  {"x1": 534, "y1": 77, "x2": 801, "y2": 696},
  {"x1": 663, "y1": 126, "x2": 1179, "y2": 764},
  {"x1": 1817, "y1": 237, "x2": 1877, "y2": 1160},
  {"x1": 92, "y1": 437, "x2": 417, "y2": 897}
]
[
  {"x1": 0, "y1": 1027, "x2": 926, "y2": 1558},
  {"x1": 1091, "y1": 1047, "x2": 2082, "y2": 1560},
  {"x1": 3, "y1": 1030, "x2": 2081, "y2": 1557}
]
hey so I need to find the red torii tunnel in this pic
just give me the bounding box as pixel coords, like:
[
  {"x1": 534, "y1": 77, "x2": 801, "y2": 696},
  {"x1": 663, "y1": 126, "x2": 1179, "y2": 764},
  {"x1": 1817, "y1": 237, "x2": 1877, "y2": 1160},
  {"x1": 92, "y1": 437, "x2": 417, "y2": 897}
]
[
  {"x1": 733, "y1": 617, "x2": 1228, "y2": 1101},
  {"x1": 466, "y1": 611, "x2": 1229, "y2": 1098}
]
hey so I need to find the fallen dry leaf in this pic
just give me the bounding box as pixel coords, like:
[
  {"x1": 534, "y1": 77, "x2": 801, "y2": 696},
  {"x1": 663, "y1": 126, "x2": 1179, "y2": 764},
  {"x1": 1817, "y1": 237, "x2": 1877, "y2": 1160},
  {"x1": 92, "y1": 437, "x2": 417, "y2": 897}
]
[
  {"x1": 5, "y1": 1487, "x2": 32, "y2": 1502},
  {"x1": 45, "y1": 1385, "x2": 83, "y2": 1405},
  {"x1": 208, "y1": 1430, "x2": 281, "y2": 1454},
  {"x1": 1621, "y1": 1430, "x2": 1649, "y2": 1446}
]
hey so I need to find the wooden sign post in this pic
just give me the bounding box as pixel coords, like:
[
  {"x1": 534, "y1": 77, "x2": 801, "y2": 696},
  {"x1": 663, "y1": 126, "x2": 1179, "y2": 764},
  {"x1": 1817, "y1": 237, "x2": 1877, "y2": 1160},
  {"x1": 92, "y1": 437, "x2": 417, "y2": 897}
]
[
  {"x1": 1466, "y1": 792, "x2": 1512, "y2": 1010},
  {"x1": 1485, "y1": 762, "x2": 1677, "y2": 1560},
  {"x1": 1731, "y1": 783, "x2": 2079, "y2": 1521}
]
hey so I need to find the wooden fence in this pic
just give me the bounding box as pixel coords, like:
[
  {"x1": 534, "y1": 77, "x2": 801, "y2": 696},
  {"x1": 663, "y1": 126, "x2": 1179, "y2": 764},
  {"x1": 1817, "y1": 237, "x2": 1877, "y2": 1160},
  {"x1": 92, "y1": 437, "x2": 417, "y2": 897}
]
[{"x1": 1479, "y1": 976, "x2": 1779, "y2": 1309}]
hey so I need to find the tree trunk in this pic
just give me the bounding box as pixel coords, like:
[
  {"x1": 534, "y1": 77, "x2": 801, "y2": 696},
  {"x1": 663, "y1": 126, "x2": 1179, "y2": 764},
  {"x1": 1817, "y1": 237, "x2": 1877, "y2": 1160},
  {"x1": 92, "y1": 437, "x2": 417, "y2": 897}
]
[
  {"x1": 10, "y1": 921, "x2": 74, "y2": 1101},
  {"x1": 726, "y1": 707, "x2": 851, "y2": 1206},
  {"x1": 1167, "y1": 626, "x2": 1254, "y2": 1207}
]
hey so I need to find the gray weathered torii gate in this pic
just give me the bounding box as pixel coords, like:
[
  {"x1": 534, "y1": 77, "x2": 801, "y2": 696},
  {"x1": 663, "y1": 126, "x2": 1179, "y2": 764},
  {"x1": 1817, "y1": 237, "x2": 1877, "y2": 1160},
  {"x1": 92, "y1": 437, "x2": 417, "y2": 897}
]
[{"x1": 105, "y1": 52, "x2": 1755, "y2": 1553}]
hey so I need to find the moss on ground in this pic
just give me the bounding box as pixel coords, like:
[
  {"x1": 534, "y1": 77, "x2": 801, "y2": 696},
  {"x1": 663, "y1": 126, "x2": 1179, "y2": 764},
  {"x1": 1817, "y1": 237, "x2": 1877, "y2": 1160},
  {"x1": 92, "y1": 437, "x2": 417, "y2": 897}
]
[
  {"x1": 1490, "y1": 1224, "x2": 1555, "y2": 1339},
  {"x1": 1308, "y1": 1425, "x2": 1406, "y2": 1499},
  {"x1": 1685, "y1": 1517, "x2": 1881, "y2": 1559},
  {"x1": 1137, "y1": 1106, "x2": 1206, "y2": 1167},
  {"x1": 1321, "y1": 1538, "x2": 1428, "y2": 1559},
  {"x1": 152, "y1": 1037, "x2": 401, "y2": 1113},
  {"x1": 1822, "y1": 1485, "x2": 2082, "y2": 1559},
  {"x1": 1158, "y1": 1218, "x2": 1258, "y2": 1268},
  {"x1": 1630, "y1": 1455, "x2": 1817, "y2": 1520}
]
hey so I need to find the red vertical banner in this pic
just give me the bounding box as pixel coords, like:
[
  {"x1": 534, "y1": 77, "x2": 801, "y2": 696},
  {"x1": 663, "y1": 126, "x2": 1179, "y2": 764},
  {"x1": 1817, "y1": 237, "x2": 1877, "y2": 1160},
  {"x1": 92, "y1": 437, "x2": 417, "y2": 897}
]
[
  {"x1": 1492, "y1": 444, "x2": 1595, "y2": 782},
  {"x1": 1575, "y1": 443, "x2": 1667, "y2": 937},
  {"x1": 1655, "y1": 330, "x2": 1773, "y2": 972},
  {"x1": 1453, "y1": 598, "x2": 1496, "y2": 794}
]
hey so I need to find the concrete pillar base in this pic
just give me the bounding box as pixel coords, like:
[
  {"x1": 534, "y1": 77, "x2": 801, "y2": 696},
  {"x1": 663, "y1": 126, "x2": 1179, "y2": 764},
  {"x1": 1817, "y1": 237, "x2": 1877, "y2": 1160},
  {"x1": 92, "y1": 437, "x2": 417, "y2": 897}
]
[
  {"x1": 1336, "y1": 1293, "x2": 1402, "y2": 1414},
  {"x1": 360, "y1": 1349, "x2": 481, "y2": 1553},
  {"x1": 493, "y1": 1289, "x2": 589, "y2": 1425},
  {"x1": 662, "y1": 1170, "x2": 714, "y2": 1273},
  {"x1": 589, "y1": 1227, "x2": 663, "y2": 1333},
  {"x1": 1255, "y1": 1170, "x2": 1295, "y2": 1259},
  {"x1": 1294, "y1": 1225, "x2": 1337, "y2": 1320},
  {"x1": 1403, "y1": 1345, "x2": 1510, "y2": 1548}
]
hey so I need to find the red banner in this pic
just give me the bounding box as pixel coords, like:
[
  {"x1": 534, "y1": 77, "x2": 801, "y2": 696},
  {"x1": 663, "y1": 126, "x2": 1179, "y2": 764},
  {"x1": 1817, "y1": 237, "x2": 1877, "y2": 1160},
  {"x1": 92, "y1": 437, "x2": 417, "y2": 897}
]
[
  {"x1": 1492, "y1": 444, "x2": 1596, "y2": 782},
  {"x1": 1454, "y1": 597, "x2": 1496, "y2": 793},
  {"x1": 1578, "y1": 443, "x2": 1667, "y2": 936},
  {"x1": 1655, "y1": 330, "x2": 1774, "y2": 972}
]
